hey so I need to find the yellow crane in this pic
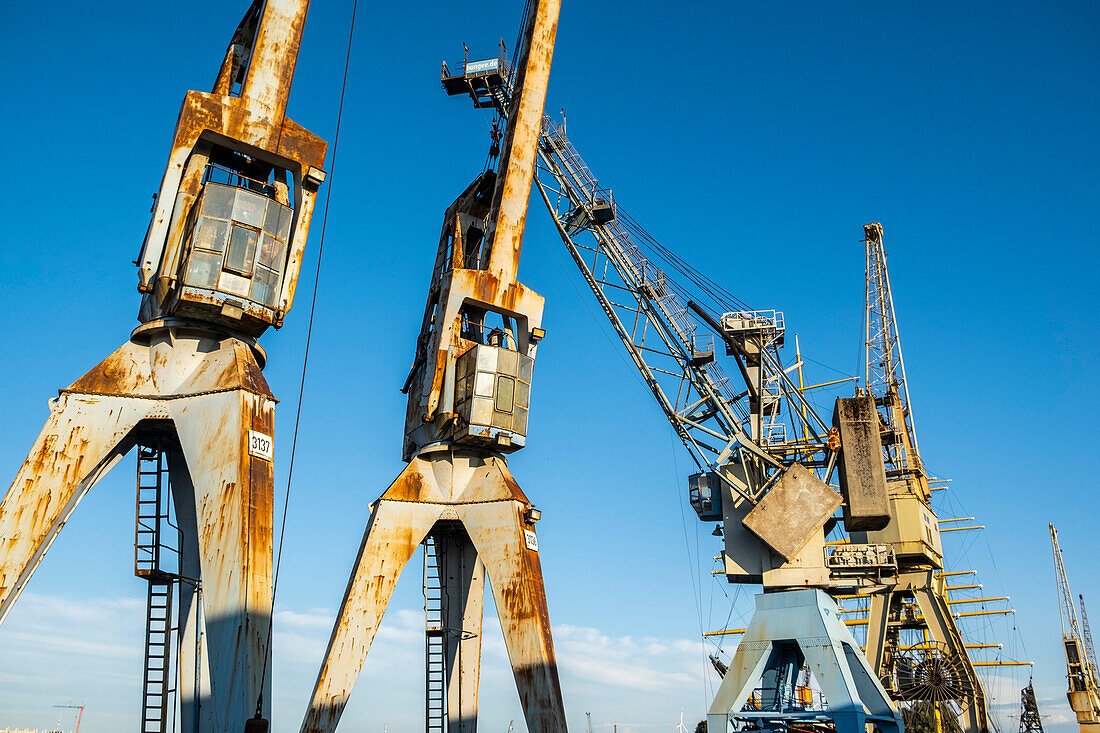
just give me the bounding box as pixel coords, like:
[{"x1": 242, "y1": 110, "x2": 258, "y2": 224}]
[
  {"x1": 1050, "y1": 524, "x2": 1100, "y2": 732},
  {"x1": 856, "y1": 223, "x2": 990, "y2": 733}
]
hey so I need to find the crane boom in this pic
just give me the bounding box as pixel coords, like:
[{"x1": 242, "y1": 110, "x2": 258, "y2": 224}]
[
  {"x1": 535, "y1": 117, "x2": 866, "y2": 498},
  {"x1": 1082, "y1": 595, "x2": 1099, "y2": 680},
  {"x1": 863, "y1": 223, "x2": 923, "y2": 480},
  {"x1": 1053, "y1": 524, "x2": 1086, "y2": 640},
  {"x1": 533, "y1": 121, "x2": 789, "y2": 486},
  {"x1": 443, "y1": 55, "x2": 833, "y2": 505}
]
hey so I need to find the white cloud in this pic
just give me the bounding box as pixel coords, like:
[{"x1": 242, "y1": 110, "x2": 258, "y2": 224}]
[
  {"x1": 24, "y1": 592, "x2": 1082, "y2": 733},
  {"x1": 0, "y1": 593, "x2": 714, "y2": 733},
  {"x1": 0, "y1": 592, "x2": 145, "y2": 733}
]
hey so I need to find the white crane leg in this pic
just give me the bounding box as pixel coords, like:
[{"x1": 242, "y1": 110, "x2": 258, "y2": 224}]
[
  {"x1": 170, "y1": 449, "x2": 215, "y2": 733},
  {"x1": 301, "y1": 490, "x2": 443, "y2": 733},
  {"x1": 440, "y1": 529, "x2": 485, "y2": 733},
  {"x1": 170, "y1": 390, "x2": 276, "y2": 731},
  {"x1": 0, "y1": 392, "x2": 148, "y2": 625},
  {"x1": 461, "y1": 500, "x2": 568, "y2": 733}
]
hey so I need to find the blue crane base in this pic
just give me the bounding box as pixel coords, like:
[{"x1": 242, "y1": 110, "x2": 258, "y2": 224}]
[{"x1": 707, "y1": 588, "x2": 904, "y2": 733}]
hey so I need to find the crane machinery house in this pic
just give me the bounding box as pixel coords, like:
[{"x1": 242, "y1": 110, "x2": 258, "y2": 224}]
[
  {"x1": 454, "y1": 341, "x2": 534, "y2": 448},
  {"x1": 145, "y1": 157, "x2": 326, "y2": 337},
  {"x1": 135, "y1": 7, "x2": 328, "y2": 340}
]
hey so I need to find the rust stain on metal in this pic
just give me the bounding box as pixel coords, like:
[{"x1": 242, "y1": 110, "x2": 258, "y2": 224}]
[
  {"x1": 1, "y1": 2, "x2": 326, "y2": 729},
  {"x1": 140, "y1": 0, "x2": 328, "y2": 340},
  {"x1": 303, "y1": 1, "x2": 566, "y2": 730},
  {"x1": 301, "y1": 500, "x2": 441, "y2": 733},
  {"x1": 484, "y1": 0, "x2": 561, "y2": 279},
  {"x1": 384, "y1": 466, "x2": 429, "y2": 503},
  {"x1": 64, "y1": 329, "x2": 274, "y2": 400}
]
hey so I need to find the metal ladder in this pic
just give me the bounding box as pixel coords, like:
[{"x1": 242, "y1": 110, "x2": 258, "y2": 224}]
[
  {"x1": 142, "y1": 581, "x2": 175, "y2": 733},
  {"x1": 424, "y1": 535, "x2": 446, "y2": 733},
  {"x1": 135, "y1": 443, "x2": 178, "y2": 733}
]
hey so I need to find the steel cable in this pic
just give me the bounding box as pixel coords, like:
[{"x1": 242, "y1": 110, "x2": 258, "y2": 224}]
[{"x1": 254, "y1": 0, "x2": 360, "y2": 717}]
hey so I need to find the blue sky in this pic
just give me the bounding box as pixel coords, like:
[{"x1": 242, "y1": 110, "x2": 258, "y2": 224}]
[{"x1": 1, "y1": 1, "x2": 1098, "y2": 732}]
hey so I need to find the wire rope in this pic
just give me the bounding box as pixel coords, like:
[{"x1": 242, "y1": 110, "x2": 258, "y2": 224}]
[{"x1": 253, "y1": 0, "x2": 360, "y2": 717}]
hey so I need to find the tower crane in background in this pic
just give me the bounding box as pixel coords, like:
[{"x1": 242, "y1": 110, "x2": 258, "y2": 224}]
[
  {"x1": 0, "y1": 2, "x2": 327, "y2": 731},
  {"x1": 52, "y1": 703, "x2": 85, "y2": 733},
  {"x1": 1050, "y1": 524, "x2": 1100, "y2": 732},
  {"x1": 1081, "y1": 595, "x2": 1099, "y2": 679},
  {"x1": 855, "y1": 223, "x2": 990, "y2": 733}
]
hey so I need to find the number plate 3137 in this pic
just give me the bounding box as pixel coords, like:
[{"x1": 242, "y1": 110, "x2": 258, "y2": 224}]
[{"x1": 248, "y1": 431, "x2": 273, "y2": 461}]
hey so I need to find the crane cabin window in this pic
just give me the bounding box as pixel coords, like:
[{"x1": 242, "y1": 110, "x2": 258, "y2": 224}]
[
  {"x1": 182, "y1": 181, "x2": 293, "y2": 309},
  {"x1": 495, "y1": 375, "x2": 515, "y2": 413},
  {"x1": 453, "y1": 343, "x2": 533, "y2": 445},
  {"x1": 225, "y1": 224, "x2": 260, "y2": 275}
]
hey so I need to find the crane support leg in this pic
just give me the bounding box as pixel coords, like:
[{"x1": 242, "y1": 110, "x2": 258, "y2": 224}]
[
  {"x1": 169, "y1": 452, "x2": 215, "y2": 733},
  {"x1": 864, "y1": 572, "x2": 989, "y2": 733},
  {"x1": 302, "y1": 451, "x2": 567, "y2": 733},
  {"x1": 437, "y1": 527, "x2": 485, "y2": 733},
  {"x1": 0, "y1": 393, "x2": 145, "y2": 623},
  {"x1": 707, "y1": 589, "x2": 902, "y2": 733},
  {"x1": 172, "y1": 389, "x2": 276, "y2": 730},
  {"x1": 463, "y1": 500, "x2": 567, "y2": 731},
  {"x1": 0, "y1": 328, "x2": 276, "y2": 732},
  {"x1": 911, "y1": 582, "x2": 989, "y2": 733},
  {"x1": 865, "y1": 590, "x2": 894, "y2": 691},
  {"x1": 303, "y1": 495, "x2": 442, "y2": 732}
]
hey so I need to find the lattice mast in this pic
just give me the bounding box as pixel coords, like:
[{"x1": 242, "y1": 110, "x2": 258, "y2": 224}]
[
  {"x1": 1053, "y1": 525, "x2": 1086, "y2": 642},
  {"x1": 864, "y1": 223, "x2": 924, "y2": 484},
  {"x1": 1081, "y1": 595, "x2": 1099, "y2": 679},
  {"x1": 1018, "y1": 681, "x2": 1044, "y2": 733}
]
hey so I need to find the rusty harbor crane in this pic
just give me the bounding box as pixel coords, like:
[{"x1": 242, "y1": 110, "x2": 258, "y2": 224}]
[
  {"x1": 1051, "y1": 524, "x2": 1100, "y2": 732},
  {"x1": 0, "y1": 1, "x2": 326, "y2": 731},
  {"x1": 0, "y1": 4, "x2": 1045, "y2": 733},
  {"x1": 441, "y1": 36, "x2": 1034, "y2": 733},
  {"x1": 443, "y1": 44, "x2": 906, "y2": 733},
  {"x1": 298, "y1": 1, "x2": 565, "y2": 732}
]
